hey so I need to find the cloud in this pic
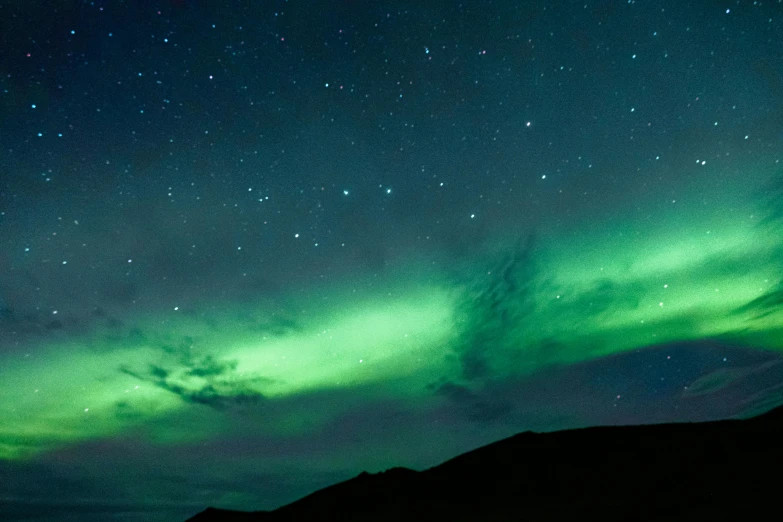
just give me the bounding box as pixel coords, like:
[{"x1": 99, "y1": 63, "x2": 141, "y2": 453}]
[
  {"x1": 431, "y1": 382, "x2": 514, "y2": 423},
  {"x1": 243, "y1": 314, "x2": 302, "y2": 337},
  {"x1": 448, "y1": 233, "x2": 644, "y2": 381},
  {"x1": 97, "y1": 281, "x2": 138, "y2": 304},
  {"x1": 118, "y1": 337, "x2": 271, "y2": 410},
  {"x1": 683, "y1": 359, "x2": 783, "y2": 398},
  {"x1": 736, "y1": 383, "x2": 783, "y2": 419},
  {"x1": 186, "y1": 355, "x2": 236, "y2": 378},
  {"x1": 0, "y1": 303, "x2": 88, "y2": 342},
  {"x1": 682, "y1": 368, "x2": 747, "y2": 397},
  {"x1": 451, "y1": 234, "x2": 539, "y2": 381},
  {"x1": 119, "y1": 363, "x2": 267, "y2": 410},
  {"x1": 567, "y1": 278, "x2": 642, "y2": 315},
  {"x1": 733, "y1": 283, "x2": 783, "y2": 319}
]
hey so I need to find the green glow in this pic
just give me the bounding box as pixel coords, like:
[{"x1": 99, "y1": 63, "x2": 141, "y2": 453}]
[
  {"x1": 2, "y1": 178, "x2": 783, "y2": 460},
  {"x1": 229, "y1": 290, "x2": 455, "y2": 396},
  {"x1": 0, "y1": 287, "x2": 457, "y2": 459}
]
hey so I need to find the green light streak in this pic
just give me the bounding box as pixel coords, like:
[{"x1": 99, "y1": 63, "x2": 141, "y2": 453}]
[
  {"x1": 2, "y1": 181, "x2": 782, "y2": 460},
  {"x1": 231, "y1": 299, "x2": 452, "y2": 396}
]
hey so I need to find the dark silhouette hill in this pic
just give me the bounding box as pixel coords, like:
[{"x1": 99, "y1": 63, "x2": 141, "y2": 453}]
[{"x1": 185, "y1": 405, "x2": 783, "y2": 521}]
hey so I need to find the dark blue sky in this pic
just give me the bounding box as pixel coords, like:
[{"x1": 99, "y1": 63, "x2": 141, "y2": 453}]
[{"x1": 1, "y1": 1, "x2": 783, "y2": 521}]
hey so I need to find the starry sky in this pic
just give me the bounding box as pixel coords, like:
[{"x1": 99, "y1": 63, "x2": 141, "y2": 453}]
[{"x1": 2, "y1": 1, "x2": 783, "y2": 520}]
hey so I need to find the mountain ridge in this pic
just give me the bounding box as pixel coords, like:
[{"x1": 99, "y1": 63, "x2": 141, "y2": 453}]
[{"x1": 186, "y1": 404, "x2": 783, "y2": 521}]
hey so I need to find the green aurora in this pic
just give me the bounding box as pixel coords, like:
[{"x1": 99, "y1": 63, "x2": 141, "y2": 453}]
[
  {"x1": 3, "y1": 173, "x2": 782, "y2": 461},
  {"x1": 4, "y1": 2, "x2": 783, "y2": 519}
]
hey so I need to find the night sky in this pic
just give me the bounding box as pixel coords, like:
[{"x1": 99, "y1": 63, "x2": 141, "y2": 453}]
[{"x1": 2, "y1": 1, "x2": 783, "y2": 520}]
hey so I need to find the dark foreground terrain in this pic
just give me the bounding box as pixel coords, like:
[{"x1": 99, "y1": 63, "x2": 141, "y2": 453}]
[{"x1": 186, "y1": 405, "x2": 783, "y2": 521}]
